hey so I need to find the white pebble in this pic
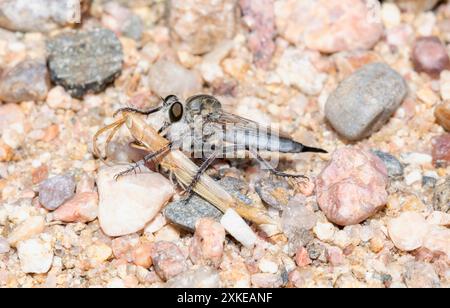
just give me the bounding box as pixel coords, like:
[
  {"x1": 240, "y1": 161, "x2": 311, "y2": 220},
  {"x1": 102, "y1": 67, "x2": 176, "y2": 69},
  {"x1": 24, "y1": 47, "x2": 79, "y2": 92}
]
[
  {"x1": 401, "y1": 153, "x2": 432, "y2": 165},
  {"x1": 220, "y1": 209, "x2": 258, "y2": 248},
  {"x1": 405, "y1": 170, "x2": 422, "y2": 185},
  {"x1": 258, "y1": 258, "x2": 279, "y2": 274},
  {"x1": 381, "y1": 3, "x2": 401, "y2": 29},
  {"x1": 313, "y1": 222, "x2": 336, "y2": 242},
  {"x1": 17, "y1": 238, "x2": 54, "y2": 274}
]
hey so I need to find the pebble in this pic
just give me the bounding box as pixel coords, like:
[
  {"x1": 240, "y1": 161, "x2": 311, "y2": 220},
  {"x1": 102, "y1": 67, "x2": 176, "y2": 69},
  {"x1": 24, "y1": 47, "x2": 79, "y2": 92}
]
[
  {"x1": 251, "y1": 273, "x2": 283, "y2": 288},
  {"x1": 326, "y1": 246, "x2": 345, "y2": 266},
  {"x1": 190, "y1": 218, "x2": 225, "y2": 268},
  {"x1": 258, "y1": 258, "x2": 279, "y2": 274},
  {"x1": 427, "y1": 211, "x2": 450, "y2": 227},
  {"x1": 275, "y1": 0, "x2": 383, "y2": 53},
  {"x1": 433, "y1": 177, "x2": 450, "y2": 213},
  {"x1": 111, "y1": 234, "x2": 140, "y2": 262},
  {"x1": 17, "y1": 238, "x2": 54, "y2": 274},
  {"x1": 0, "y1": 237, "x2": 10, "y2": 254},
  {"x1": 148, "y1": 59, "x2": 202, "y2": 98},
  {"x1": 164, "y1": 196, "x2": 222, "y2": 232},
  {"x1": 97, "y1": 165, "x2": 174, "y2": 237},
  {"x1": 396, "y1": 0, "x2": 440, "y2": 12},
  {"x1": 102, "y1": 2, "x2": 143, "y2": 41},
  {"x1": 276, "y1": 48, "x2": 328, "y2": 96},
  {"x1": 313, "y1": 222, "x2": 336, "y2": 243},
  {"x1": 432, "y1": 134, "x2": 450, "y2": 167},
  {"x1": 295, "y1": 247, "x2": 312, "y2": 268},
  {"x1": 440, "y1": 71, "x2": 450, "y2": 101},
  {"x1": 306, "y1": 242, "x2": 326, "y2": 261},
  {"x1": 52, "y1": 192, "x2": 98, "y2": 223},
  {"x1": 405, "y1": 170, "x2": 423, "y2": 186},
  {"x1": 47, "y1": 29, "x2": 123, "y2": 98},
  {"x1": 403, "y1": 261, "x2": 441, "y2": 288},
  {"x1": 255, "y1": 177, "x2": 292, "y2": 210},
  {"x1": 132, "y1": 242, "x2": 153, "y2": 268},
  {"x1": 281, "y1": 196, "x2": 317, "y2": 239},
  {"x1": 165, "y1": 266, "x2": 221, "y2": 288},
  {"x1": 0, "y1": 103, "x2": 25, "y2": 134},
  {"x1": 0, "y1": 0, "x2": 81, "y2": 32},
  {"x1": 0, "y1": 60, "x2": 50, "y2": 103},
  {"x1": 86, "y1": 243, "x2": 113, "y2": 264},
  {"x1": 372, "y1": 150, "x2": 404, "y2": 179},
  {"x1": 412, "y1": 37, "x2": 450, "y2": 78},
  {"x1": 7, "y1": 216, "x2": 46, "y2": 247},
  {"x1": 435, "y1": 101, "x2": 450, "y2": 131},
  {"x1": 325, "y1": 63, "x2": 408, "y2": 141},
  {"x1": 422, "y1": 226, "x2": 450, "y2": 259},
  {"x1": 381, "y1": 3, "x2": 401, "y2": 29},
  {"x1": 316, "y1": 147, "x2": 389, "y2": 226},
  {"x1": 388, "y1": 212, "x2": 429, "y2": 251},
  {"x1": 38, "y1": 174, "x2": 76, "y2": 211},
  {"x1": 220, "y1": 209, "x2": 258, "y2": 249},
  {"x1": 401, "y1": 152, "x2": 433, "y2": 165},
  {"x1": 169, "y1": 0, "x2": 237, "y2": 55},
  {"x1": 151, "y1": 241, "x2": 188, "y2": 281},
  {"x1": 0, "y1": 140, "x2": 13, "y2": 162},
  {"x1": 239, "y1": 0, "x2": 276, "y2": 68}
]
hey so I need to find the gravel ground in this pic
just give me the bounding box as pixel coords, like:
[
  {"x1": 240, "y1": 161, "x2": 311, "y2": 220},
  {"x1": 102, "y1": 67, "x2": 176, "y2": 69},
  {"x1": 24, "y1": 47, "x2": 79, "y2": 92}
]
[{"x1": 0, "y1": 0, "x2": 449, "y2": 288}]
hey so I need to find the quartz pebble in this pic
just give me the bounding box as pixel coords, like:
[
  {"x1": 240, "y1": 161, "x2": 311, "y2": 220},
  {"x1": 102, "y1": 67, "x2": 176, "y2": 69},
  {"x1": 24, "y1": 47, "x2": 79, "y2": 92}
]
[
  {"x1": 0, "y1": 60, "x2": 50, "y2": 103},
  {"x1": 132, "y1": 242, "x2": 153, "y2": 268},
  {"x1": 440, "y1": 71, "x2": 450, "y2": 101},
  {"x1": 97, "y1": 165, "x2": 175, "y2": 237},
  {"x1": 0, "y1": 237, "x2": 10, "y2": 254},
  {"x1": 151, "y1": 241, "x2": 188, "y2": 281},
  {"x1": 427, "y1": 211, "x2": 450, "y2": 226},
  {"x1": 47, "y1": 29, "x2": 123, "y2": 98},
  {"x1": 39, "y1": 174, "x2": 76, "y2": 211},
  {"x1": 281, "y1": 197, "x2": 317, "y2": 237},
  {"x1": 17, "y1": 238, "x2": 54, "y2": 274},
  {"x1": 325, "y1": 63, "x2": 408, "y2": 141},
  {"x1": 403, "y1": 261, "x2": 441, "y2": 288},
  {"x1": 388, "y1": 212, "x2": 429, "y2": 251},
  {"x1": 190, "y1": 218, "x2": 225, "y2": 268},
  {"x1": 422, "y1": 226, "x2": 450, "y2": 259},
  {"x1": 251, "y1": 273, "x2": 283, "y2": 288},
  {"x1": 372, "y1": 150, "x2": 404, "y2": 179},
  {"x1": 220, "y1": 209, "x2": 258, "y2": 248},
  {"x1": 169, "y1": 0, "x2": 237, "y2": 55},
  {"x1": 295, "y1": 247, "x2": 312, "y2": 268},
  {"x1": 165, "y1": 266, "x2": 221, "y2": 288},
  {"x1": 148, "y1": 59, "x2": 202, "y2": 98},
  {"x1": 313, "y1": 222, "x2": 336, "y2": 242},
  {"x1": 7, "y1": 216, "x2": 46, "y2": 247},
  {"x1": 433, "y1": 178, "x2": 450, "y2": 213},
  {"x1": 316, "y1": 147, "x2": 389, "y2": 226},
  {"x1": 86, "y1": 243, "x2": 113, "y2": 264},
  {"x1": 0, "y1": 0, "x2": 81, "y2": 32},
  {"x1": 435, "y1": 102, "x2": 450, "y2": 131},
  {"x1": 52, "y1": 192, "x2": 98, "y2": 223},
  {"x1": 412, "y1": 37, "x2": 450, "y2": 78}
]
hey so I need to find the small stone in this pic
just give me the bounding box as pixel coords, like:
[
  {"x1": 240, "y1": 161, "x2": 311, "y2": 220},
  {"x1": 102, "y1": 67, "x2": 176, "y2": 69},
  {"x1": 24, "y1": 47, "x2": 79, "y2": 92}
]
[
  {"x1": 372, "y1": 150, "x2": 404, "y2": 179},
  {"x1": 164, "y1": 196, "x2": 222, "y2": 232},
  {"x1": 423, "y1": 226, "x2": 450, "y2": 259},
  {"x1": 316, "y1": 147, "x2": 389, "y2": 226},
  {"x1": 169, "y1": 0, "x2": 237, "y2": 55},
  {"x1": 0, "y1": 237, "x2": 10, "y2": 254},
  {"x1": 102, "y1": 2, "x2": 143, "y2": 41},
  {"x1": 151, "y1": 241, "x2": 188, "y2": 281},
  {"x1": 239, "y1": 0, "x2": 275, "y2": 68},
  {"x1": 17, "y1": 238, "x2": 53, "y2": 274},
  {"x1": 295, "y1": 247, "x2": 312, "y2": 268},
  {"x1": 39, "y1": 174, "x2": 76, "y2": 211},
  {"x1": 313, "y1": 222, "x2": 336, "y2": 242},
  {"x1": 326, "y1": 246, "x2": 345, "y2": 266},
  {"x1": 251, "y1": 273, "x2": 283, "y2": 288},
  {"x1": 403, "y1": 261, "x2": 441, "y2": 288},
  {"x1": 154, "y1": 225, "x2": 181, "y2": 243},
  {"x1": 440, "y1": 71, "x2": 450, "y2": 100},
  {"x1": 281, "y1": 195, "x2": 317, "y2": 235},
  {"x1": 388, "y1": 212, "x2": 429, "y2": 251},
  {"x1": 276, "y1": 48, "x2": 328, "y2": 96},
  {"x1": 258, "y1": 257, "x2": 279, "y2": 274},
  {"x1": 370, "y1": 237, "x2": 384, "y2": 253},
  {"x1": 433, "y1": 177, "x2": 450, "y2": 213},
  {"x1": 111, "y1": 234, "x2": 140, "y2": 262},
  {"x1": 46, "y1": 86, "x2": 73, "y2": 110},
  {"x1": 401, "y1": 152, "x2": 433, "y2": 166},
  {"x1": 325, "y1": 63, "x2": 408, "y2": 141},
  {"x1": 97, "y1": 165, "x2": 175, "y2": 237},
  {"x1": 86, "y1": 243, "x2": 113, "y2": 264},
  {"x1": 427, "y1": 211, "x2": 450, "y2": 227},
  {"x1": 148, "y1": 59, "x2": 202, "y2": 98},
  {"x1": 256, "y1": 177, "x2": 292, "y2": 210},
  {"x1": 0, "y1": 0, "x2": 81, "y2": 32},
  {"x1": 405, "y1": 170, "x2": 423, "y2": 186},
  {"x1": 0, "y1": 140, "x2": 13, "y2": 162},
  {"x1": 47, "y1": 28, "x2": 123, "y2": 98},
  {"x1": 0, "y1": 60, "x2": 50, "y2": 103},
  {"x1": 435, "y1": 102, "x2": 450, "y2": 131},
  {"x1": 144, "y1": 214, "x2": 167, "y2": 234},
  {"x1": 381, "y1": 3, "x2": 401, "y2": 29},
  {"x1": 220, "y1": 209, "x2": 258, "y2": 249},
  {"x1": 0, "y1": 103, "x2": 25, "y2": 134},
  {"x1": 306, "y1": 242, "x2": 326, "y2": 261},
  {"x1": 190, "y1": 218, "x2": 225, "y2": 268},
  {"x1": 7, "y1": 216, "x2": 46, "y2": 247},
  {"x1": 432, "y1": 134, "x2": 450, "y2": 167},
  {"x1": 395, "y1": 0, "x2": 440, "y2": 13},
  {"x1": 165, "y1": 266, "x2": 221, "y2": 288},
  {"x1": 132, "y1": 242, "x2": 153, "y2": 268},
  {"x1": 52, "y1": 192, "x2": 98, "y2": 223},
  {"x1": 412, "y1": 37, "x2": 450, "y2": 78}
]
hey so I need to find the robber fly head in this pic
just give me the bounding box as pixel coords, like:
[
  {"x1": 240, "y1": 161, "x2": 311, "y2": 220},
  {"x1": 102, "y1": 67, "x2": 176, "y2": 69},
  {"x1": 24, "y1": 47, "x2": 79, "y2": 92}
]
[{"x1": 160, "y1": 95, "x2": 184, "y2": 124}]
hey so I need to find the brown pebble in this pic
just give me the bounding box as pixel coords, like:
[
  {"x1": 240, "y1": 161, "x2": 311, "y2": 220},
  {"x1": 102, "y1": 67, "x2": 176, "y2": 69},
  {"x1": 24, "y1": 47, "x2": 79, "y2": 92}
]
[
  {"x1": 435, "y1": 101, "x2": 450, "y2": 131},
  {"x1": 151, "y1": 241, "x2": 187, "y2": 281},
  {"x1": 32, "y1": 165, "x2": 48, "y2": 185},
  {"x1": 189, "y1": 218, "x2": 225, "y2": 268},
  {"x1": 132, "y1": 242, "x2": 153, "y2": 268},
  {"x1": 412, "y1": 36, "x2": 450, "y2": 78},
  {"x1": 432, "y1": 134, "x2": 450, "y2": 167}
]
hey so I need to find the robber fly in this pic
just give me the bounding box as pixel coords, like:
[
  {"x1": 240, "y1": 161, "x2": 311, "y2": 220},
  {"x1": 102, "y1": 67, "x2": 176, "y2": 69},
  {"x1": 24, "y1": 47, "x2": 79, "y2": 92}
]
[{"x1": 114, "y1": 94, "x2": 327, "y2": 194}]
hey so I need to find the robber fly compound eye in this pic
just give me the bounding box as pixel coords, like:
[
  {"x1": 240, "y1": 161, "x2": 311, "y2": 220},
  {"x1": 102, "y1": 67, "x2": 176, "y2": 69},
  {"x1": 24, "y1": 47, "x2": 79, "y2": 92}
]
[{"x1": 169, "y1": 102, "x2": 184, "y2": 123}]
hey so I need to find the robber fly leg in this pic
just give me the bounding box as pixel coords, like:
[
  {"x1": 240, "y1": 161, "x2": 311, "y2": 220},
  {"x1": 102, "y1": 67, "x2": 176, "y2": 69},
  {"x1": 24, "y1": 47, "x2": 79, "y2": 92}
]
[
  {"x1": 114, "y1": 142, "x2": 173, "y2": 181},
  {"x1": 250, "y1": 150, "x2": 309, "y2": 180},
  {"x1": 183, "y1": 151, "x2": 220, "y2": 198}
]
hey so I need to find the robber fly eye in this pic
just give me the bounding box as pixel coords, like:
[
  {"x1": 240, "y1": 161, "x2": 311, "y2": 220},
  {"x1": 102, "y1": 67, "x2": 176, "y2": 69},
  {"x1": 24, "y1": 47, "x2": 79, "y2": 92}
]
[{"x1": 169, "y1": 102, "x2": 184, "y2": 122}]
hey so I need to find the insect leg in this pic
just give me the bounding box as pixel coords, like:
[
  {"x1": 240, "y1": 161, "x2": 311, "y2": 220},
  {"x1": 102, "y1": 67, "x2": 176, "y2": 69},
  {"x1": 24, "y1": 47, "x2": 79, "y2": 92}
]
[
  {"x1": 113, "y1": 105, "x2": 163, "y2": 118},
  {"x1": 183, "y1": 150, "x2": 220, "y2": 198},
  {"x1": 114, "y1": 142, "x2": 173, "y2": 180},
  {"x1": 249, "y1": 149, "x2": 308, "y2": 180}
]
